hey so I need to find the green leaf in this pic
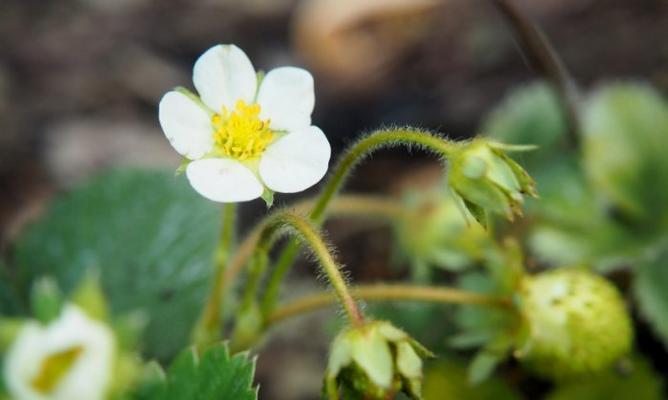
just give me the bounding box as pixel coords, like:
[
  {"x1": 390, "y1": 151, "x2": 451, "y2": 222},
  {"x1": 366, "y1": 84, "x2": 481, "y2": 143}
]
[
  {"x1": 483, "y1": 81, "x2": 568, "y2": 171},
  {"x1": 582, "y1": 82, "x2": 668, "y2": 229},
  {"x1": 13, "y1": 169, "x2": 221, "y2": 360},
  {"x1": 527, "y1": 157, "x2": 663, "y2": 271},
  {"x1": 134, "y1": 343, "x2": 258, "y2": 400},
  {"x1": 423, "y1": 360, "x2": 522, "y2": 400},
  {"x1": 0, "y1": 261, "x2": 23, "y2": 315},
  {"x1": 545, "y1": 356, "x2": 662, "y2": 400},
  {"x1": 634, "y1": 248, "x2": 668, "y2": 348}
]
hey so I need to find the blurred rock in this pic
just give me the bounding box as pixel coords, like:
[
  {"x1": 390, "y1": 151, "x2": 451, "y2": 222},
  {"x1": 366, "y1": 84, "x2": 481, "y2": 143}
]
[
  {"x1": 293, "y1": 0, "x2": 443, "y2": 94},
  {"x1": 112, "y1": 46, "x2": 187, "y2": 103},
  {"x1": 44, "y1": 117, "x2": 180, "y2": 186}
]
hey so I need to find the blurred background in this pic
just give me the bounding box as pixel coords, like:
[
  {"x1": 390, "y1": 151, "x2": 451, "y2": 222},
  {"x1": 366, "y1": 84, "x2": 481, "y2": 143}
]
[{"x1": 1, "y1": 0, "x2": 668, "y2": 398}]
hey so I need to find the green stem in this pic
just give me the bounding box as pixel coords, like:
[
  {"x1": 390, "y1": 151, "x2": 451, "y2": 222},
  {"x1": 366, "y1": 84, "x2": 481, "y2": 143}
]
[
  {"x1": 280, "y1": 213, "x2": 365, "y2": 326},
  {"x1": 312, "y1": 128, "x2": 456, "y2": 223},
  {"x1": 229, "y1": 211, "x2": 364, "y2": 326},
  {"x1": 492, "y1": 0, "x2": 581, "y2": 146},
  {"x1": 266, "y1": 284, "x2": 512, "y2": 326},
  {"x1": 261, "y1": 128, "x2": 457, "y2": 316},
  {"x1": 259, "y1": 195, "x2": 402, "y2": 315},
  {"x1": 192, "y1": 203, "x2": 236, "y2": 347}
]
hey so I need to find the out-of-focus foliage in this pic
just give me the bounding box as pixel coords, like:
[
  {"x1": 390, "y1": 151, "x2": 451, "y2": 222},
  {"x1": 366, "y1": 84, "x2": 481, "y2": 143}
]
[
  {"x1": 12, "y1": 169, "x2": 220, "y2": 360},
  {"x1": 0, "y1": 261, "x2": 22, "y2": 316},
  {"x1": 483, "y1": 82, "x2": 569, "y2": 171},
  {"x1": 450, "y1": 271, "x2": 521, "y2": 384},
  {"x1": 483, "y1": 81, "x2": 668, "y2": 272},
  {"x1": 133, "y1": 343, "x2": 257, "y2": 400},
  {"x1": 393, "y1": 189, "x2": 492, "y2": 279},
  {"x1": 423, "y1": 360, "x2": 522, "y2": 400},
  {"x1": 545, "y1": 356, "x2": 663, "y2": 400},
  {"x1": 634, "y1": 248, "x2": 668, "y2": 349},
  {"x1": 582, "y1": 84, "x2": 668, "y2": 230}
]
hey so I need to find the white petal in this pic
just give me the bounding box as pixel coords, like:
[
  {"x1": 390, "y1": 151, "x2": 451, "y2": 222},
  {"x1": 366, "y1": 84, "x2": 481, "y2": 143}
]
[
  {"x1": 193, "y1": 44, "x2": 257, "y2": 112},
  {"x1": 186, "y1": 158, "x2": 264, "y2": 202},
  {"x1": 158, "y1": 91, "x2": 213, "y2": 159},
  {"x1": 259, "y1": 126, "x2": 330, "y2": 193},
  {"x1": 257, "y1": 67, "x2": 314, "y2": 132},
  {"x1": 3, "y1": 305, "x2": 114, "y2": 400}
]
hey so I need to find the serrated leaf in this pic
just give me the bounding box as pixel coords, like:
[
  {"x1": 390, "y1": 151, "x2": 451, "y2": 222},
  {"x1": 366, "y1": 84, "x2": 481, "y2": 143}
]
[
  {"x1": 633, "y1": 248, "x2": 668, "y2": 348},
  {"x1": 545, "y1": 356, "x2": 662, "y2": 400},
  {"x1": 582, "y1": 82, "x2": 668, "y2": 229},
  {"x1": 135, "y1": 343, "x2": 258, "y2": 400},
  {"x1": 13, "y1": 169, "x2": 221, "y2": 360}
]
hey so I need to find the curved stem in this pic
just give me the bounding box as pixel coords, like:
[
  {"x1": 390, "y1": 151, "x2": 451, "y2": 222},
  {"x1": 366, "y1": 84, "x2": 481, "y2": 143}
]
[
  {"x1": 223, "y1": 195, "x2": 404, "y2": 289},
  {"x1": 228, "y1": 211, "x2": 364, "y2": 326},
  {"x1": 280, "y1": 213, "x2": 365, "y2": 326},
  {"x1": 259, "y1": 195, "x2": 403, "y2": 315},
  {"x1": 262, "y1": 128, "x2": 457, "y2": 315},
  {"x1": 267, "y1": 284, "x2": 512, "y2": 326},
  {"x1": 311, "y1": 128, "x2": 456, "y2": 223},
  {"x1": 492, "y1": 0, "x2": 581, "y2": 146}
]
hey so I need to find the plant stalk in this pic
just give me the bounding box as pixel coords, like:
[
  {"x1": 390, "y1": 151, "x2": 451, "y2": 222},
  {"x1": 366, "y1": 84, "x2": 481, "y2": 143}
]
[{"x1": 267, "y1": 284, "x2": 512, "y2": 326}]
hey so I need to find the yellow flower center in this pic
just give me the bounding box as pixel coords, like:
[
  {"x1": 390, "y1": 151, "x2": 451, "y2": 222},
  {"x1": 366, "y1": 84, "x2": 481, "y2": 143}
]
[
  {"x1": 31, "y1": 346, "x2": 83, "y2": 394},
  {"x1": 212, "y1": 100, "x2": 274, "y2": 160}
]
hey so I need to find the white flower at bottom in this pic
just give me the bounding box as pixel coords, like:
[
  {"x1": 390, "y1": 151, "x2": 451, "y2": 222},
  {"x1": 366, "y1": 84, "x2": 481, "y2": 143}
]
[
  {"x1": 4, "y1": 305, "x2": 115, "y2": 400},
  {"x1": 159, "y1": 44, "x2": 331, "y2": 203}
]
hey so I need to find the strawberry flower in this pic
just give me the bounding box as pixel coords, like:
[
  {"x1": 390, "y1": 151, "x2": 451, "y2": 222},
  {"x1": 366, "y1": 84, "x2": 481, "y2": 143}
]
[
  {"x1": 3, "y1": 305, "x2": 115, "y2": 400},
  {"x1": 159, "y1": 44, "x2": 331, "y2": 203}
]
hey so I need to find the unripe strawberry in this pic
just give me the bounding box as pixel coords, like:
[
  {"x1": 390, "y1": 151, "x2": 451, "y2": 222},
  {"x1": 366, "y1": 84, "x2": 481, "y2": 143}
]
[
  {"x1": 394, "y1": 190, "x2": 492, "y2": 278},
  {"x1": 516, "y1": 268, "x2": 632, "y2": 380}
]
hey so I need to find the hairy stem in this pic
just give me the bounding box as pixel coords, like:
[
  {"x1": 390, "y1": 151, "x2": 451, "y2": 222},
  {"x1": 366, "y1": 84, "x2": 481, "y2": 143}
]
[
  {"x1": 492, "y1": 0, "x2": 581, "y2": 146},
  {"x1": 259, "y1": 195, "x2": 403, "y2": 315},
  {"x1": 312, "y1": 128, "x2": 455, "y2": 223},
  {"x1": 228, "y1": 211, "x2": 365, "y2": 326},
  {"x1": 267, "y1": 284, "x2": 512, "y2": 326},
  {"x1": 261, "y1": 128, "x2": 457, "y2": 315}
]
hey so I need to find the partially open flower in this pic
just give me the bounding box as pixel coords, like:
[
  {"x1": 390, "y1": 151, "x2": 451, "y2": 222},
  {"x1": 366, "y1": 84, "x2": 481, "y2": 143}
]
[
  {"x1": 159, "y1": 44, "x2": 331, "y2": 204},
  {"x1": 516, "y1": 268, "x2": 633, "y2": 380},
  {"x1": 447, "y1": 139, "x2": 537, "y2": 223},
  {"x1": 3, "y1": 304, "x2": 115, "y2": 400},
  {"x1": 325, "y1": 320, "x2": 433, "y2": 399}
]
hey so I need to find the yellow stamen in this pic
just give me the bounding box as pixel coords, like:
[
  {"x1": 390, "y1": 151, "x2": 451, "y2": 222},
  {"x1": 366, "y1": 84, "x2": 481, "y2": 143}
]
[
  {"x1": 31, "y1": 346, "x2": 84, "y2": 394},
  {"x1": 212, "y1": 100, "x2": 274, "y2": 160}
]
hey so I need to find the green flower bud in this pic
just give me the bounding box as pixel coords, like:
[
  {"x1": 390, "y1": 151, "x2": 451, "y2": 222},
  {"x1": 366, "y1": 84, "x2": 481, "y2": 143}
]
[
  {"x1": 325, "y1": 320, "x2": 433, "y2": 399},
  {"x1": 516, "y1": 268, "x2": 633, "y2": 380},
  {"x1": 394, "y1": 190, "x2": 493, "y2": 277},
  {"x1": 447, "y1": 139, "x2": 537, "y2": 223}
]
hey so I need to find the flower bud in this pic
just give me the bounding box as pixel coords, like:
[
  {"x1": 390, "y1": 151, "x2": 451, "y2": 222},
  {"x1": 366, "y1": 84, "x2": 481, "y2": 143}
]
[
  {"x1": 325, "y1": 320, "x2": 433, "y2": 399},
  {"x1": 447, "y1": 139, "x2": 537, "y2": 223},
  {"x1": 516, "y1": 268, "x2": 633, "y2": 380}
]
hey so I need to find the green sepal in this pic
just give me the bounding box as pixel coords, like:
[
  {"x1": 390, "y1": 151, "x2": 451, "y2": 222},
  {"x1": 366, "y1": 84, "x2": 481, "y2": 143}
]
[
  {"x1": 174, "y1": 158, "x2": 191, "y2": 176},
  {"x1": 71, "y1": 270, "x2": 109, "y2": 322},
  {"x1": 261, "y1": 189, "x2": 274, "y2": 208},
  {"x1": 30, "y1": 277, "x2": 64, "y2": 324}
]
